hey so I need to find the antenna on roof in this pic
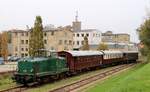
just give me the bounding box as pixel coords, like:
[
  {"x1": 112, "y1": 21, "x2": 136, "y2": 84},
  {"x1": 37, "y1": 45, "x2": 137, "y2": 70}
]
[{"x1": 75, "y1": 11, "x2": 78, "y2": 22}]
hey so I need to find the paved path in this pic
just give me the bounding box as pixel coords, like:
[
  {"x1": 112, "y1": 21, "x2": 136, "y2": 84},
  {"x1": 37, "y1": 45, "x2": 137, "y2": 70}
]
[{"x1": 0, "y1": 62, "x2": 17, "y2": 73}]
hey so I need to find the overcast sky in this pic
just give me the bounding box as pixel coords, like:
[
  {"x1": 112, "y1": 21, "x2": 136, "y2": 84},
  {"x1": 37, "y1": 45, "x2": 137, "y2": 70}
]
[{"x1": 0, "y1": 0, "x2": 150, "y2": 42}]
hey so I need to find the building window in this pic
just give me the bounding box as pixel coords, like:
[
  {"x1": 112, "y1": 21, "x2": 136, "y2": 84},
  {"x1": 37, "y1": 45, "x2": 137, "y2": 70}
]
[
  {"x1": 51, "y1": 47, "x2": 54, "y2": 50},
  {"x1": 21, "y1": 48, "x2": 24, "y2": 51},
  {"x1": 15, "y1": 33, "x2": 17, "y2": 36},
  {"x1": 73, "y1": 41, "x2": 75, "y2": 45},
  {"x1": 86, "y1": 33, "x2": 89, "y2": 37},
  {"x1": 81, "y1": 41, "x2": 84, "y2": 45},
  {"x1": 93, "y1": 33, "x2": 95, "y2": 37},
  {"x1": 59, "y1": 40, "x2": 62, "y2": 45},
  {"x1": 82, "y1": 34, "x2": 84, "y2": 37},
  {"x1": 77, "y1": 34, "x2": 79, "y2": 37},
  {"x1": 73, "y1": 34, "x2": 75, "y2": 37},
  {"x1": 44, "y1": 32, "x2": 47, "y2": 36},
  {"x1": 21, "y1": 53, "x2": 24, "y2": 57},
  {"x1": 15, "y1": 47, "x2": 18, "y2": 51},
  {"x1": 26, "y1": 32, "x2": 28, "y2": 36},
  {"x1": 69, "y1": 40, "x2": 72, "y2": 45},
  {"x1": 77, "y1": 41, "x2": 79, "y2": 45},
  {"x1": 64, "y1": 40, "x2": 67, "y2": 45},
  {"x1": 51, "y1": 31, "x2": 54, "y2": 35},
  {"x1": 64, "y1": 46, "x2": 68, "y2": 50},
  {"x1": 26, "y1": 48, "x2": 28, "y2": 51},
  {"x1": 44, "y1": 40, "x2": 47, "y2": 44},
  {"x1": 25, "y1": 53, "x2": 28, "y2": 57},
  {"x1": 21, "y1": 40, "x2": 24, "y2": 44},
  {"x1": 21, "y1": 33, "x2": 24, "y2": 36},
  {"x1": 26, "y1": 40, "x2": 28, "y2": 44}
]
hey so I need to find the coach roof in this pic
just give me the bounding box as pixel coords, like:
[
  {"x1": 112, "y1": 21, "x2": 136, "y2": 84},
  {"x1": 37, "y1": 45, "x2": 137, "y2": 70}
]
[
  {"x1": 61, "y1": 51, "x2": 103, "y2": 56},
  {"x1": 102, "y1": 51, "x2": 123, "y2": 54}
]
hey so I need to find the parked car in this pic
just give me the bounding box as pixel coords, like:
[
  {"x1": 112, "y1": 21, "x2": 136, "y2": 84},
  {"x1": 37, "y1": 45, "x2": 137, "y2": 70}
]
[
  {"x1": 8, "y1": 56, "x2": 20, "y2": 62},
  {"x1": 0, "y1": 57, "x2": 4, "y2": 64}
]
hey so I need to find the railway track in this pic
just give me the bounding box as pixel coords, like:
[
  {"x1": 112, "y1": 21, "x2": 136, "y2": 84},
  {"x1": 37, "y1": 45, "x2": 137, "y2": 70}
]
[
  {"x1": 0, "y1": 85, "x2": 27, "y2": 92},
  {"x1": 49, "y1": 63, "x2": 135, "y2": 92},
  {"x1": 0, "y1": 63, "x2": 135, "y2": 92},
  {"x1": 0, "y1": 71, "x2": 15, "y2": 75}
]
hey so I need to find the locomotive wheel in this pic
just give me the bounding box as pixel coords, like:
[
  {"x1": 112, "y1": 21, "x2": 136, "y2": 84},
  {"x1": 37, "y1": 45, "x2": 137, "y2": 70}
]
[
  {"x1": 52, "y1": 74, "x2": 59, "y2": 80},
  {"x1": 59, "y1": 73, "x2": 66, "y2": 79}
]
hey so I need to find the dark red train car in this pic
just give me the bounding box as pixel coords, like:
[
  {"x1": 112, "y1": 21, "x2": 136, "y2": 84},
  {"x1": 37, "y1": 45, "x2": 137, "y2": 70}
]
[{"x1": 58, "y1": 51, "x2": 103, "y2": 73}]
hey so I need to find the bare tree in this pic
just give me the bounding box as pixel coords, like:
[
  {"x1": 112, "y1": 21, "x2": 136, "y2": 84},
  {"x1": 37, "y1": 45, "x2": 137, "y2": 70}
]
[{"x1": 1, "y1": 32, "x2": 8, "y2": 63}]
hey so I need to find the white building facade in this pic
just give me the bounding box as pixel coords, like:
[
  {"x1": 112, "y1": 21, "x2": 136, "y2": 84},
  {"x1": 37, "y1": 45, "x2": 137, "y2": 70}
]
[{"x1": 73, "y1": 29, "x2": 102, "y2": 49}]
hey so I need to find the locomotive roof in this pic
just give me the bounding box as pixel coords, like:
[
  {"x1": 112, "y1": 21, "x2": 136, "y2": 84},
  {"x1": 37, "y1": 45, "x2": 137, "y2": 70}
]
[
  {"x1": 64, "y1": 51, "x2": 103, "y2": 56},
  {"x1": 19, "y1": 57, "x2": 49, "y2": 62}
]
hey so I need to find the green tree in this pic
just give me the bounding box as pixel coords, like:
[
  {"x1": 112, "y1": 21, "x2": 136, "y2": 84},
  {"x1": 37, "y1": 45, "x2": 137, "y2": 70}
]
[
  {"x1": 137, "y1": 17, "x2": 150, "y2": 56},
  {"x1": 81, "y1": 36, "x2": 89, "y2": 50},
  {"x1": 97, "y1": 42, "x2": 108, "y2": 51},
  {"x1": 0, "y1": 33, "x2": 2, "y2": 57},
  {"x1": 29, "y1": 16, "x2": 44, "y2": 57}
]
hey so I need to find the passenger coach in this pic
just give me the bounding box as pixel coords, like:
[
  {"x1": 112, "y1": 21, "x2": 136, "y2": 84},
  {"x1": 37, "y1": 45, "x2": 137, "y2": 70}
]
[
  {"x1": 58, "y1": 51, "x2": 103, "y2": 73},
  {"x1": 101, "y1": 51, "x2": 124, "y2": 65},
  {"x1": 123, "y1": 51, "x2": 138, "y2": 63}
]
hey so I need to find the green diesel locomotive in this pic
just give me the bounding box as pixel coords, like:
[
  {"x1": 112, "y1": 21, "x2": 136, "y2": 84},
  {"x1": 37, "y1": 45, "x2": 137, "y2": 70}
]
[{"x1": 13, "y1": 51, "x2": 69, "y2": 84}]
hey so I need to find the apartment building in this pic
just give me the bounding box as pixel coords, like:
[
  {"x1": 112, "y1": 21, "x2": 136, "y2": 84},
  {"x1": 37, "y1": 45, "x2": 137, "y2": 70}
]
[
  {"x1": 73, "y1": 29, "x2": 102, "y2": 49},
  {"x1": 10, "y1": 26, "x2": 73, "y2": 57},
  {"x1": 102, "y1": 31, "x2": 130, "y2": 43}
]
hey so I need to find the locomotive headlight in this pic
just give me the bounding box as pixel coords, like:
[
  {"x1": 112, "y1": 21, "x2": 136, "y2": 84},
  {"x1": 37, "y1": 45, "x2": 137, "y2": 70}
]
[{"x1": 23, "y1": 69, "x2": 27, "y2": 72}]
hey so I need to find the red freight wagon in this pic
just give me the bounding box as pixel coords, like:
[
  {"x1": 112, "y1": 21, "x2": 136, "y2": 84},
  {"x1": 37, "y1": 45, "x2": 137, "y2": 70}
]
[{"x1": 58, "y1": 51, "x2": 103, "y2": 73}]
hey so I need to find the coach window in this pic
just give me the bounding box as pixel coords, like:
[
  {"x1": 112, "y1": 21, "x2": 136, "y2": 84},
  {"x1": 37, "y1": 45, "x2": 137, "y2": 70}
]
[
  {"x1": 104, "y1": 55, "x2": 106, "y2": 59},
  {"x1": 106, "y1": 54, "x2": 107, "y2": 59}
]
